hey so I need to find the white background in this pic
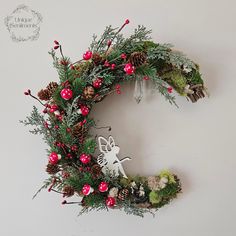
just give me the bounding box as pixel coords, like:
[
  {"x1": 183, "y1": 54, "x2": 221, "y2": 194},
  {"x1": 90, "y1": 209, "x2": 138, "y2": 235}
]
[{"x1": 1, "y1": 0, "x2": 236, "y2": 235}]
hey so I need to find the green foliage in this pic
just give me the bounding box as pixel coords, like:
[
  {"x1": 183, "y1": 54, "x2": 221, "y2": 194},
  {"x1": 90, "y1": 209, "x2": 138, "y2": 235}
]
[
  {"x1": 58, "y1": 123, "x2": 73, "y2": 144},
  {"x1": 82, "y1": 138, "x2": 96, "y2": 154},
  {"x1": 186, "y1": 69, "x2": 203, "y2": 85},
  {"x1": 83, "y1": 193, "x2": 105, "y2": 207}
]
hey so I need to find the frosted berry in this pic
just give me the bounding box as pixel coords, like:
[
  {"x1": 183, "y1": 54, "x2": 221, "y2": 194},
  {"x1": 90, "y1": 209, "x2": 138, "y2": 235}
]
[
  {"x1": 124, "y1": 63, "x2": 135, "y2": 75},
  {"x1": 80, "y1": 106, "x2": 89, "y2": 116},
  {"x1": 83, "y1": 50, "x2": 93, "y2": 60},
  {"x1": 80, "y1": 153, "x2": 91, "y2": 164},
  {"x1": 98, "y1": 182, "x2": 109, "y2": 192},
  {"x1": 106, "y1": 197, "x2": 116, "y2": 207},
  {"x1": 49, "y1": 152, "x2": 60, "y2": 165},
  {"x1": 82, "y1": 184, "x2": 94, "y2": 196},
  {"x1": 60, "y1": 88, "x2": 73, "y2": 100}
]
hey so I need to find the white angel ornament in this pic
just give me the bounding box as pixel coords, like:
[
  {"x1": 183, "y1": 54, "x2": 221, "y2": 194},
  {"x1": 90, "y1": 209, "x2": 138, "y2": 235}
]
[{"x1": 97, "y1": 136, "x2": 131, "y2": 178}]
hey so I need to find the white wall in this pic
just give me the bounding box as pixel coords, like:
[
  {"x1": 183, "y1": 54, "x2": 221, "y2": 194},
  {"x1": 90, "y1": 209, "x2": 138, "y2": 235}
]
[{"x1": 1, "y1": 0, "x2": 236, "y2": 235}]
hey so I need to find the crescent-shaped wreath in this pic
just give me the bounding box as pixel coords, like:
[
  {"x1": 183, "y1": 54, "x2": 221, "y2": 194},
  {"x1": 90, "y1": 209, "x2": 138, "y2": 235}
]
[{"x1": 21, "y1": 19, "x2": 207, "y2": 217}]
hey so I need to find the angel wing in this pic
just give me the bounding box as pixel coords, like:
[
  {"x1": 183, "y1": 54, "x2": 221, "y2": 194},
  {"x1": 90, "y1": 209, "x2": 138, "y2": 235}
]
[
  {"x1": 108, "y1": 136, "x2": 115, "y2": 148},
  {"x1": 98, "y1": 136, "x2": 109, "y2": 154},
  {"x1": 97, "y1": 153, "x2": 107, "y2": 167}
]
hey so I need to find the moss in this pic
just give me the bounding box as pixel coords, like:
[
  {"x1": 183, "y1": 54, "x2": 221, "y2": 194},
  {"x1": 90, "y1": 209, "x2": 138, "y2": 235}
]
[
  {"x1": 159, "y1": 170, "x2": 176, "y2": 184},
  {"x1": 149, "y1": 191, "x2": 161, "y2": 204},
  {"x1": 161, "y1": 70, "x2": 187, "y2": 95}
]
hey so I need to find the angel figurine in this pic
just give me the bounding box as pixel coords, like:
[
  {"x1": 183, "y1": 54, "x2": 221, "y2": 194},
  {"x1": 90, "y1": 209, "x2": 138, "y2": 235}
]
[{"x1": 97, "y1": 136, "x2": 131, "y2": 178}]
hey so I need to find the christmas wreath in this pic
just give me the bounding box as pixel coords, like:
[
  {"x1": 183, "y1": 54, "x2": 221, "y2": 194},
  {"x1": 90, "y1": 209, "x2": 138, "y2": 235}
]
[{"x1": 21, "y1": 19, "x2": 207, "y2": 217}]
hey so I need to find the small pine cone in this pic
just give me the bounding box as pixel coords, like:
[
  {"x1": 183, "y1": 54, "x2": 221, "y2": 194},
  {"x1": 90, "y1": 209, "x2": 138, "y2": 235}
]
[
  {"x1": 83, "y1": 86, "x2": 95, "y2": 100},
  {"x1": 63, "y1": 186, "x2": 75, "y2": 197},
  {"x1": 72, "y1": 122, "x2": 88, "y2": 143},
  {"x1": 118, "y1": 188, "x2": 130, "y2": 201},
  {"x1": 46, "y1": 163, "x2": 60, "y2": 175},
  {"x1": 92, "y1": 53, "x2": 105, "y2": 65},
  {"x1": 129, "y1": 52, "x2": 147, "y2": 67},
  {"x1": 91, "y1": 164, "x2": 102, "y2": 178},
  {"x1": 38, "y1": 89, "x2": 50, "y2": 101},
  {"x1": 46, "y1": 82, "x2": 58, "y2": 97}
]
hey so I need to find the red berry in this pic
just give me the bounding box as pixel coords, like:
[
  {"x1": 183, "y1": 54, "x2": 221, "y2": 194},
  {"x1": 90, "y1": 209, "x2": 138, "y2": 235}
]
[
  {"x1": 167, "y1": 87, "x2": 173, "y2": 93},
  {"x1": 83, "y1": 50, "x2": 92, "y2": 60},
  {"x1": 107, "y1": 40, "x2": 112, "y2": 46},
  {"x1": 104, "y1": 60, "x2": 110, "y2": 67},
  {"x1": 67, "y1": 153, "x2": 72, "y2": 159},
  {"x1": 80, "y1": 153, "x2": 91, "y2": 164},
  {"x1": 50, "y1": 104, "x2": 58, "y2": 113},
  {"x1": 98, "y1": 182, "x2": 109, "y2": 192},
  {"x1": 24, "y1": 89, "x2": 31, "y2": 95},
  {"x1": 55, "y1": 125, "x2": 59, "y2": 129},
  {"x1": 125, "y1": 19, "x2": 130, "y2": 24},
  {"x1": 106, "y1": 197, "x2": 116, "y2": 207},
  {"x1": 79, "y1": 119, "x2": 87, "y2": 126},
  {"x1": 57, "y1": 115, "x2": 63, "y2": 121},
  {"x1": 61, "y1": 200, "x2": 67, "y2": 205},
  {"x1": 49, "y1": 152, "x2": 60, "y2": 165},
  {"x1": 111, "y1": 64, "x2": 116, "y2": 70},
  {"x1": 115, "y1": 84, "x2": 121, "y2": 90},
  {"x1": 82, "y1": 184, "x2": 93, "y2": 196},
  {"x1": 60, "y1": 88, "x2": 73, "y2": 100},
  {"x1": 80, "y1": 106, "x2": 89, "y2": 116},
  {"x1": 116, "y1": 90, "x2": 121, "y2": 95},
  {"x1": 54, "y1": 45, "x2": 59, "y2": 50},
  {"x1": 93, "y1": 78, "x2": 103, "y2": 88},
  {"x1": 124, "y1": 63, "x2": 135, "y2": 75},
  {"x1": 143, "y1": 76, "x2": 149, "y2": 81},
  {"x1": 120, "y1": 53, "x2": 127, "y2": 59},
  {"x1": 54, "y1": 40, "x2": 59, "y2": 45},
  {"x1": 71, "y1": 145, "x2": 78, "y2": 151}
]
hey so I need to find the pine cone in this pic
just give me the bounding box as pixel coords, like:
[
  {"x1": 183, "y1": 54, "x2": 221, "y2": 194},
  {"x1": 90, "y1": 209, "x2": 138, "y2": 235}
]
[
  {"x1": 46, "y1": 82, "x2": 58, "y2": 97},
  {"x1": 118, "y1": 188, "x2": 130, "y2": 201},
  {"x1": 63, "y1": 186, "x2": 75, "y2": 197},
  {"x1": 91, "y1": 164, "x2": 102, "y2": 178},
  {"x1": 38, "y1": 89, "x2": 50, "y2": 101},
  {"x1": 83, "y1": 86, "x2": 95, "y2": 100},
  {"x1": 187, "y1": 84, "x2": 205, "y2": 103},
  {"x1": 92, "y1": 53, "x2": 105, "y2": 65},
  {"x1": 46, "y1": 163, "x2": 60, "y2": 175},
  {"x1": 72, "y1": 122, "x2": 88, "y2": 143},
  {"x1": 129, "y1": 52, "x2": 147, "y2": 67}
]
